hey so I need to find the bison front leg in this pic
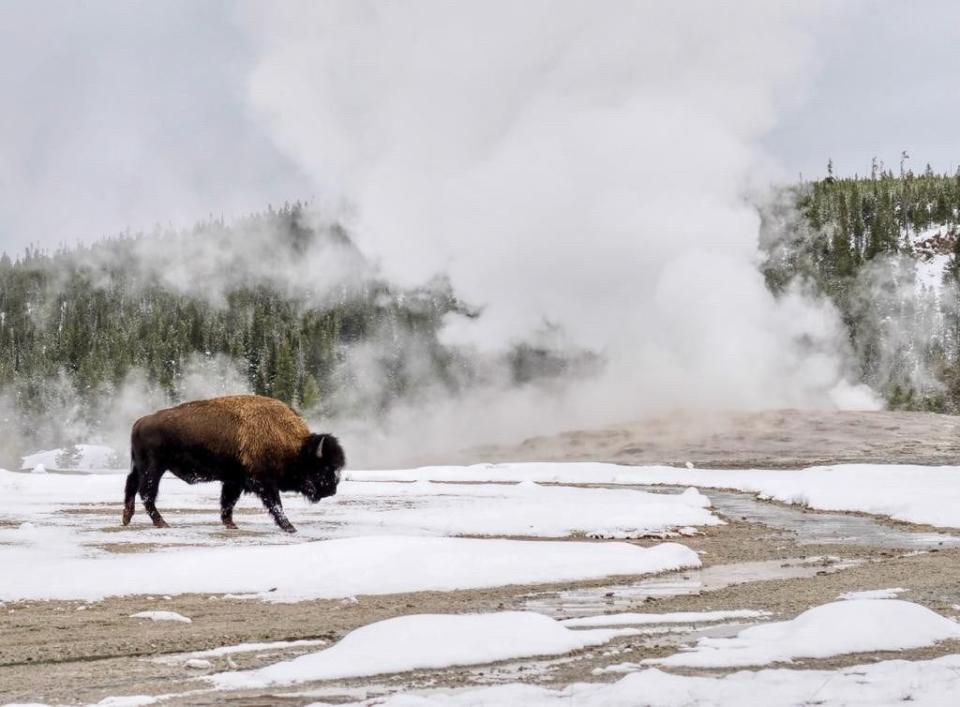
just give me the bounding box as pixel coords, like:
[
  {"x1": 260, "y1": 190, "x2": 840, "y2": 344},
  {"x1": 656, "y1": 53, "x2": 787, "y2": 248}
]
[
  {"x1": 220, "y1": 480, "x2": 244, "y2": 530},
  {"x1": 258, "y1": 485, "x2": 296, "y2": 533}
]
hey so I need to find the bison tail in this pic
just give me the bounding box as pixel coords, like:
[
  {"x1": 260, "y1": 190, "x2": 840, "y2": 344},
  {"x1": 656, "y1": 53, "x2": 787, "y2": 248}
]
[{"x1": 122, "y1": 458, "x2": 140, "y2": 526}]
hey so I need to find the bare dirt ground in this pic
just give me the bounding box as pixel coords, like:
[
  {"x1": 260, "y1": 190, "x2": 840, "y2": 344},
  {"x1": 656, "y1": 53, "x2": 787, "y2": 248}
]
[{"x1": 3, "y1": 409, "x2": 960, "y2": 705}]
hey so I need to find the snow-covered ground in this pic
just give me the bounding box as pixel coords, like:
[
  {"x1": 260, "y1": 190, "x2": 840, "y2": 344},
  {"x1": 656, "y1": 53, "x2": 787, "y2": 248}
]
[
  {"x1": 9, "y1": 460, "x2": 960, "y2": 538},
  {"x1": 312, "y1": 481, "x2": 716, "y2": 539},
  {"x1": 0, "y1": 534, "x2": 698, "y2": 603},
  {"x1": 0, "y1": 468, "x2": 717, "y2": 541},
  {"x1": 203, "y1": 600, "x2": 960, "y2": 701},
  {"x1": 0, "y1": 465, "x2": 706, "y2": 602},
  {"x1": 6, "y1": 458, "x2": 960, "y2": 704},
  {"x1": 5, "y1": 459, "x2": 960, "y2": 603},
  {"x1": 361, "y1": 462, "x2": 960, "y2": 528}
]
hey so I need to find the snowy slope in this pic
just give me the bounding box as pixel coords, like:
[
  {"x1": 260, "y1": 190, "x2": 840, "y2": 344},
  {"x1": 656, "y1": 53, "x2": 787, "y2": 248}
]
[{"x1": 910, "y1": 224, "x2": 955, "y2": 300}]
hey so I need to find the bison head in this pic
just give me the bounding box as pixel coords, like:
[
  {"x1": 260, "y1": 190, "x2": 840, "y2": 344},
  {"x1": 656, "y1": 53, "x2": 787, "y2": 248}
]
[{"x1": 298, "y1": 433, "x2": 346, "y2": 502}]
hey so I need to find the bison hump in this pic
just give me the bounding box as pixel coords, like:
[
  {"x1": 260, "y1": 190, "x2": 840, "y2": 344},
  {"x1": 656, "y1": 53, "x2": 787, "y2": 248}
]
[{"x1": 232, "y1": 396, "x2": 310, "y2": 469}]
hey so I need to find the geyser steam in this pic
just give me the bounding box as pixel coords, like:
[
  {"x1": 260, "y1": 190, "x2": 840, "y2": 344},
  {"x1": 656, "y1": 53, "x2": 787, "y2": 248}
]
[{"x1": 241, "y1": 1, "x2": 876, "y2": 457}]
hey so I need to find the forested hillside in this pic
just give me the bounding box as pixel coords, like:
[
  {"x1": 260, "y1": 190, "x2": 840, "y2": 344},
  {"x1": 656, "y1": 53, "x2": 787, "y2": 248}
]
[
  {"x1": 0, "y1": 204, "x2": 588, "y2": 458},
  {"x1": 760, "y1": 165, "x2": 960, "y2": 411},
  {"x1": 1, "y1": 206, "x2": 464, "y2": 407}
]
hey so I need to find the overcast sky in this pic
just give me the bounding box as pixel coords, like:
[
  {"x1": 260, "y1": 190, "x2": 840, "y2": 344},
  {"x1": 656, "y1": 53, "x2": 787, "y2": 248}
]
[
  {"x1": 763, "y1": 0, "x2": 960, "y2": 180},
  {"x1": 1, "y1": 0, "x2": 958, "y2": 253}
]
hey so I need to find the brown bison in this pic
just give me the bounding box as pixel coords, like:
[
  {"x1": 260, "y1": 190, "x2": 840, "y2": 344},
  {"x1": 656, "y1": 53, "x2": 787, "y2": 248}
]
[{"x1": 122, "y1": 395, "x2": 345, "y2": 533}]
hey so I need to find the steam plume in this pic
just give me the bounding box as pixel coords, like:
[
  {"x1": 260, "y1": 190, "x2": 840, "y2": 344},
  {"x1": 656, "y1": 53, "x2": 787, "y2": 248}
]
[{"x1": 238, "y1": 0, "x2": 877, "y2": 461}]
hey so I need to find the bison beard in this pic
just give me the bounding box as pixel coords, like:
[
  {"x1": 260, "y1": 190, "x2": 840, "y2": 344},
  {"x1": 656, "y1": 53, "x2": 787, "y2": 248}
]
[{"x1": 121, "y1": 395, "x2": 346, "y2": 533}]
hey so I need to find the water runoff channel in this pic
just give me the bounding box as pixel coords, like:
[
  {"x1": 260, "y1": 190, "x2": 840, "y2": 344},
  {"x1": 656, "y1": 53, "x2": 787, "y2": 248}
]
[{"x1": 523, "y1": 484, "x2": 960, "y2": 620}]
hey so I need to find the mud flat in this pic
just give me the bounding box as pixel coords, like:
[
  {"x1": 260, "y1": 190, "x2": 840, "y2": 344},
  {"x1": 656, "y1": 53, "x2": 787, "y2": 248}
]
[{"x1": 467, "y1": 408, "x2": 960, "y2": 468}]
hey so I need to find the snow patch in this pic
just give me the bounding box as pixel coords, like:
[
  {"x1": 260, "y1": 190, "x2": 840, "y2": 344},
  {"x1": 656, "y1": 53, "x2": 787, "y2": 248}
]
[
  {"x1": 652, "y1": 600, "x2": 960, "y2": 667},
  {"x1": 88, "y1": 697, "x2": 159, "y2": 707},
  {"x1": 129, "y1": 610, "x2": 192, "y2": 623},
  {"x1": 320, "y1": 480, "x2": 719, "y2": 538},
  {"x1": 838, "y1": 587, "x2": 907, "y2": 600},
  {"x1": 0, "y1": 535, "x2": 699, "y2": 602},
  {"x1": 211, "y1": 612, "x2": 635, "y2": 688}
]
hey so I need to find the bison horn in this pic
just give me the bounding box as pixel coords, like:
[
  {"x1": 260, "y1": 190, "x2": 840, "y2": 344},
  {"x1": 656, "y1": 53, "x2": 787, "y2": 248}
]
[{"x1": 316, "y1": 435, "x2": 325, "y2": 458}]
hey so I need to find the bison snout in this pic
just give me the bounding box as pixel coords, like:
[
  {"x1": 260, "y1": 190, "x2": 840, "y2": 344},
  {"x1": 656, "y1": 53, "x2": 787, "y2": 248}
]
[{"x1": 303, "y1": 479, "x2": 339, "y2": 503}]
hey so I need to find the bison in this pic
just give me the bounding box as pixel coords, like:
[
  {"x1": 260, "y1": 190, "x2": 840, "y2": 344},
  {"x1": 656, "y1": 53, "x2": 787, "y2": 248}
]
[{"x1": 122, "y1": 394, "x2": 345, "y2": 533}]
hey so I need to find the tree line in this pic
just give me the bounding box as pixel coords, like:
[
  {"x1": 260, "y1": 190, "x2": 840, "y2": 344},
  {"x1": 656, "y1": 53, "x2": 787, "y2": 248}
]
[
  {"x1": 760, "y1": 164, "x2": 960, "y2": 411},
  {"x1": 0, "y1": 204, "x2": 481, "y2": 456}
]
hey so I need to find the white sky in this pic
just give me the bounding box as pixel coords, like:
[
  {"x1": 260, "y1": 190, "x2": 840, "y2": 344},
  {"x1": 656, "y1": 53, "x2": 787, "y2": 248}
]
[{"x1": 0, "y1": 0, "x2": 958, "y2": 253}]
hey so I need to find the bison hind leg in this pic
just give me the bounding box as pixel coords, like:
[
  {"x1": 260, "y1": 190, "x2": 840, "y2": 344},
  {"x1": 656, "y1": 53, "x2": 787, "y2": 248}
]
[
  {"x1": 138, "y1": 463, "x2": 169, "y2": 529},
  {"x1": 122, "y1": 466, "x2": 139, "y2": 526},
  {"x1": 220, "y1": 480, "x2": 244, "y2": 530}
]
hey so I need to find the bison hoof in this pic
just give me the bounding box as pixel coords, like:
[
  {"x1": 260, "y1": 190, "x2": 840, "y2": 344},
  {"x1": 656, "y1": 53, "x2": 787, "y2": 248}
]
[
  {"x1": 152, "y1": 519, "x2": 170, "y2": 529},
  {"x1": 121, "y1": 509, "x2": 134, "y2": 526},
  {"x1": 223, "y1": 521, "x2": 239, "y2": 530},
  {"x1": 282, "y1": 525, "x2": 297, "y2": 534}
]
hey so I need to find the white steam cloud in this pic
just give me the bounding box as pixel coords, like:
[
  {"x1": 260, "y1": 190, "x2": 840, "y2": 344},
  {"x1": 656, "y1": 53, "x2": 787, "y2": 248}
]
[{"x1": 238, "y1": 0, "x2": 877, "y2": 460}]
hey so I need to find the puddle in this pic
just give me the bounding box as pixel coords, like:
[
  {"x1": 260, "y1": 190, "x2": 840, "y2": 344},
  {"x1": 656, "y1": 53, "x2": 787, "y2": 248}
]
[
  {"x1": 523, "y1": 556, "x2": 860, "y2": 619},
  {"x1": 704, "y1": 489, "x2": 960, "y2": 549}
]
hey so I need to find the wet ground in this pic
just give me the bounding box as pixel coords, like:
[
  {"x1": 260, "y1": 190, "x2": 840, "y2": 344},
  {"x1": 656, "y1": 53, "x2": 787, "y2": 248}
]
[
  {"x1": 4, "y1": 477, "x2": 960, "y2": 705},
  {"x1": 693, "y1": 487, "x2": 959, "y2": 549}
]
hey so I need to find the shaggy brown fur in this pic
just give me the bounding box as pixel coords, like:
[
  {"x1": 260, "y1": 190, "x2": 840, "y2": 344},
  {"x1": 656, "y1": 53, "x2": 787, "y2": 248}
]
[
  {"x1": 124, "y1": 394, "x2": 345, "y2": 533},
  {"x1": 136, "y1": 395, "x2": 310, "y2": 473}
]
